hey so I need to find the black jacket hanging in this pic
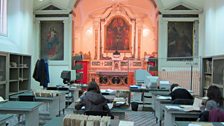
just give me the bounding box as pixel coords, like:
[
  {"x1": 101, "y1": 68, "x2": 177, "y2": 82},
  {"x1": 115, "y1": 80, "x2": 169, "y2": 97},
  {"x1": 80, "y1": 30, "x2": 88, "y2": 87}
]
[{"x1": 33, "y1": 59, "x2": 50, "y2": 88}]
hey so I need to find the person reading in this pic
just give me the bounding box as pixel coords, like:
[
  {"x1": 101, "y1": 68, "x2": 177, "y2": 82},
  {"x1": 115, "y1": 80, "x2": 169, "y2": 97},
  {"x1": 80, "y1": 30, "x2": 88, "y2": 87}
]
[
  {"x1": 75, "y1": 81, "x2": 114, "y2": 118},
  {"x1": 199, "y1": 85, "x2": 224, "y2": 121}
]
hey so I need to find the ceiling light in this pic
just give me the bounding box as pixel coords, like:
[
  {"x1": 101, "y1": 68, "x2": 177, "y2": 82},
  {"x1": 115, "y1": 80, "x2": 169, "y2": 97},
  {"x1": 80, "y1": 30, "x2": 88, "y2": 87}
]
[{"x1": 143, "y1": 28, "x2": 150, "y2": 37}]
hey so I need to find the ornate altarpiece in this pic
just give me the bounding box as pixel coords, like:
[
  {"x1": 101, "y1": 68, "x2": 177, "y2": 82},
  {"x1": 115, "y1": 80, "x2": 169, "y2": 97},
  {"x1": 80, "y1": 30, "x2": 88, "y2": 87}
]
[{"x1": 88, "y1": 4, "x2": 146, "y2": 85}]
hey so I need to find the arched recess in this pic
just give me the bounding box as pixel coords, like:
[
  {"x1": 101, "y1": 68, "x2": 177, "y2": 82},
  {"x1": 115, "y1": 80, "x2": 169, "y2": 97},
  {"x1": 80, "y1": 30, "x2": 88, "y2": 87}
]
[
  {"x1": 72, "y1": 0, "x2": 159, "y2": 85},
  {"x1": 72, "y1": 0, "x2": 159, "y2": 60},
  {"x1": 90, "y1": 2, "x2": 149, "y2": 60}
]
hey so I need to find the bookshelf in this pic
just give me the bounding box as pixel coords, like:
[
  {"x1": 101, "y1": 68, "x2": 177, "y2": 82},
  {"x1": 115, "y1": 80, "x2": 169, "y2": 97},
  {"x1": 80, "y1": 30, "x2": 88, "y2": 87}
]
[
  {"x1": 0, "y1": 53, "x2": 8, "y2": 99},
  {"x1": 0, "y1": 52, "x2": 31, "y2": 99},
  {"x1": 202, "y1": 56, "x2": 224, "y2": 97},
  {"x1": 202, "y1": 57, "x2": 212, "y2": 96},
  {"x1": 212, "y1": 56, "x2": 224, "y2": 97}
]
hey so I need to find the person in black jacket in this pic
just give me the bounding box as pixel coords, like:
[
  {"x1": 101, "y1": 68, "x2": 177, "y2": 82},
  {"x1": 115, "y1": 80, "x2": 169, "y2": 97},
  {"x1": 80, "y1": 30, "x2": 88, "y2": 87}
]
[
  {"x1": 75, "y1": 81, "x2": 113, "y2": 118},
  {"x1": 169, "y1": 83, "x2": 194, "y2": 101}
]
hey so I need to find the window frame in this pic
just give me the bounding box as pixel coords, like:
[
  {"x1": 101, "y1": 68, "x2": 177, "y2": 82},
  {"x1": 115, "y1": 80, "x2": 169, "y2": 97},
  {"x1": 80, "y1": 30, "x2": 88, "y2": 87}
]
[{"x1": 0, "y1": 0, "x2": 7, "y2": 36}]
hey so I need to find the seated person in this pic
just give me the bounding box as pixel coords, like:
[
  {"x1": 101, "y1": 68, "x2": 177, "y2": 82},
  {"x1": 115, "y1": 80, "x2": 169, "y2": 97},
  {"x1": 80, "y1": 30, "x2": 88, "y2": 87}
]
[
  {"x1": 75, "y1": 81, "x2": 114, "y2": 118},
  {"x1": 169, "y1": 83, "x2": 194, "y2": 102},
  {"x1": 169, "y1": 83, "x2": 195, "y2": 121},
  {"x1": 199, "y1": 85, "x2": 224, "y2": 121}
]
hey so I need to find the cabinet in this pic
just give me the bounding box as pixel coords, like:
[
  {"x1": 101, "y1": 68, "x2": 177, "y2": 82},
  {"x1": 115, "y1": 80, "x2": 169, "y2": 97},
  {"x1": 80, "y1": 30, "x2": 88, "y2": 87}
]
[
  {"x1": 212, "y1": 56, "x2": 224, "y2": 97},
  {"x1": 0, "y1": 52, "x2": 31, "y2": 99},
  {"x1": 202, "y1": 56, "x2": 224, "y2": 97},
  {"x1": 72, "y1": 55, "x2": 89, "y2": 84},
  {"x1": 9, "y1": 54, "x2": 31, "y2": 95},
  {"x1": 0, "y1": 53, "x2": 8, "y2": 99},
  {"x1": 147, "y1": 58, "x2": 158, "y2": 76},
  {"x1": 74, "y1": 61, "x2": 88, "y2": 84}
]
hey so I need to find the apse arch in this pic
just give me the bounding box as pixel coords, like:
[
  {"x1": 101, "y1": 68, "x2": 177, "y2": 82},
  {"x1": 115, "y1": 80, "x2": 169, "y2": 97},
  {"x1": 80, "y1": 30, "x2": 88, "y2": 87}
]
[{"x1": 73, "y1": 0, "x2": 159, "y2": 60}]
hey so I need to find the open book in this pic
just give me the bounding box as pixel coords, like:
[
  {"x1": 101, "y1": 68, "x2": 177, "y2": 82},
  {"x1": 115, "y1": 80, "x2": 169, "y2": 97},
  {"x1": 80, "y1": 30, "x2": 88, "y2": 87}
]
[
  {"x1": 0, "y1": 96, "x2": 7, "y2": 103},
  {"x1": 188, "y1": 122, "x2": 213, "y2": 126},
  {"x1": 107, "y1": 103, "x2": 113, "y2": 109},
  {"x1": 157, "y1": 95, "x2": 171, "y2": 100},
  {"x1": 180, "y1": 97, "x2": 203, "y2": 111},
  {"x1": 119, "y1": 121, "x2": 134, "y2": 126}
]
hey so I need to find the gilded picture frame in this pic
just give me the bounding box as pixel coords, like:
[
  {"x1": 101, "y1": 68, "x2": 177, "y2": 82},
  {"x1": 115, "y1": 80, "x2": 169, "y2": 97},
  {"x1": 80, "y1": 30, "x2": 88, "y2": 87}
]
[
  {"x1": 167, "y1": 22, "x2": 193, "y2": 59},
  {"x1": 40, "y1": 21, "x2": 64, "y2": 60}
]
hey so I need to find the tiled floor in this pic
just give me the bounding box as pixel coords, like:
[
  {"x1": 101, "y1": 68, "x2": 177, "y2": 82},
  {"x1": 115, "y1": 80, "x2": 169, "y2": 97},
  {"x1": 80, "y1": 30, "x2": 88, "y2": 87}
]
[{"x1": 124, "y1": 111, "x2": 159, "y2": 126}]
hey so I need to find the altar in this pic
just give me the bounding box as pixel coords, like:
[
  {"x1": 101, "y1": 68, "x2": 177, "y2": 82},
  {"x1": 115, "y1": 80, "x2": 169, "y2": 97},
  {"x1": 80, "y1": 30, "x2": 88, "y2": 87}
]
[
  {"x1": 97, "y1": 71, "x2": 128, "y2": 85},
  {"x1": 89, "y1": 59, "x2": 144, "y2": 85}
]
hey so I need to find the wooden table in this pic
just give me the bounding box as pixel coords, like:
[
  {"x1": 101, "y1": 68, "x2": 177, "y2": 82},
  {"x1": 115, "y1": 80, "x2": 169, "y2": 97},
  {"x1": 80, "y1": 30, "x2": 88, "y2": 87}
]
[
  {"x1": 10, "y1": 91, "x2": 67, "y2": 117},
  {"x1": 66, "y1": 102, "x2": 127, "y2": 119},
  {"x1": 130, "y1": 88, "x2": 169, "y2": 108},
  {"x1": 151, "y1": 91, "x2": 170, "y2": 111},
  {"x1": 0, "y1": 101, "x2": 42, "y2": 126},
  {"x1": 163, "y1": 104, "x2": 201, "y2": 126},
  {"x1": 175, "y1": 121, "x2": 224, "y2": 126},
  {"x1": 154, "y1": 96, "x2": 171, "y2": 125},
  {"x1": 0, "y1": 114, "x2": 13, "y2": 125}
]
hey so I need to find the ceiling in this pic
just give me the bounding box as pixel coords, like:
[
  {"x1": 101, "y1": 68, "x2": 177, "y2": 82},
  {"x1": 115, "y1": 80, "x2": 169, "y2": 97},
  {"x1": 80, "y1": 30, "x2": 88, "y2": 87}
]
[
  {"x1": 33, "y1": 0, "x2": 76, "y2": 11},
  {"x1": 33, "y1": 0, "x2": 205, "y2": 12},
  {"x1": 157, "y1": 0, "x2": 205, "y2": 10}
]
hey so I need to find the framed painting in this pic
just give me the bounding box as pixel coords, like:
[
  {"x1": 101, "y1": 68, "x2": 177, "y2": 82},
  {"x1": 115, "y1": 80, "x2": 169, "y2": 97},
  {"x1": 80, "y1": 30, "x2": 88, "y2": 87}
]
[
  {"x1": 167, "y1": 22, "x2": 193, "y2": 59},
  {"x1": 104, "y1": 16, "x2": 132, "y2": 53},
  {"x1": 40, "y1": 21, "x2": 64, "y2": 60}
]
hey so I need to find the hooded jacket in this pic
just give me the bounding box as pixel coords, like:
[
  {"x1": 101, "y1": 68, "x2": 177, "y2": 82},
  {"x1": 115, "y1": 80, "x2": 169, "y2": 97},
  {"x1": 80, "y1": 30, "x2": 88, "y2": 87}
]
[
  {"x1": 169, "y1": 86, "x2": 193, "y2": 101},
  {"x1": 75, "y1": 91, "x2": 110, "y2": 112}
]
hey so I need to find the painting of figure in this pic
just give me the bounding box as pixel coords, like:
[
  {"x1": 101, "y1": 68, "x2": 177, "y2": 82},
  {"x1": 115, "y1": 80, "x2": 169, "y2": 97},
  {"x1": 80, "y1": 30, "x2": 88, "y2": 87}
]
[
  {"x1": 40, "y1": 21, "x2": 64, "y2": 60},
  {"x1": 105, "y1": 17, "x2": 131, "y2": 52},
  {"x1": 167, "y1": 22, "x2": 193, "y2": 59}
]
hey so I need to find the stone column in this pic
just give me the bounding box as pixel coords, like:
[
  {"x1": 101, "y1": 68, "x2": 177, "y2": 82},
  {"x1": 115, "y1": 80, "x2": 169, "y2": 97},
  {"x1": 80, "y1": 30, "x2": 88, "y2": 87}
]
[
  {"x1": 93, "y1": 19, "x2": 100, "y2": 60},
  {"x1": 137, "y1": 19, "x2": 143, "y2": 60}
]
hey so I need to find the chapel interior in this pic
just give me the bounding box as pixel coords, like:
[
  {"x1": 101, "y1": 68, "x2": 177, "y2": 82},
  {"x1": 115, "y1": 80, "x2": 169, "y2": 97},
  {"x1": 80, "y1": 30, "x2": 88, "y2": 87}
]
[{"x1": 0, "y1": 0, "x2": 224, "y2": 126}]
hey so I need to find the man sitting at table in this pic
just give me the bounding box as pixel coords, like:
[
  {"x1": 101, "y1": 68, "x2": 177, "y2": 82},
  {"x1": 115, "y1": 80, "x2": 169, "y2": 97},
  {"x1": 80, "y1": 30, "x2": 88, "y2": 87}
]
[
  {"x1": 169, "y1": 83, "x2": 194, "y2": 102},
  {"x1": 75, "y1": 81, "x2": 114, "y2": 118}
]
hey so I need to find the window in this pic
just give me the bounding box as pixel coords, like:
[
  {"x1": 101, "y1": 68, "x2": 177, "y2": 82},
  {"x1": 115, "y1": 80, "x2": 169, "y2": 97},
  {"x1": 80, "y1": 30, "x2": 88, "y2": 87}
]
[{"x1": 0, "y1": 0, "x2": 7, "y2": 35}]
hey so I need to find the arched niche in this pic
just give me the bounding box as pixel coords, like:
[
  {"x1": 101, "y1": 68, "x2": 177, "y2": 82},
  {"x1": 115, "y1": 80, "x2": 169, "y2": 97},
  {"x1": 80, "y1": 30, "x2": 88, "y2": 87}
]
[
  {"x1": 98, "y1": 4, "x2": 136, "y2": 59},
  {"x1": 103, "y1": 16, "x2": 132, "y2": 53}
]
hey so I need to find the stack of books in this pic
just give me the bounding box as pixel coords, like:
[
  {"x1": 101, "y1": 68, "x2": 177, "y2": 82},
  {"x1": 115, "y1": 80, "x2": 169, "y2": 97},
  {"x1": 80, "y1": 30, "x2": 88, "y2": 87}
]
[{"x1": 63, "y1": 114, "x2": 111, "y2": 126}]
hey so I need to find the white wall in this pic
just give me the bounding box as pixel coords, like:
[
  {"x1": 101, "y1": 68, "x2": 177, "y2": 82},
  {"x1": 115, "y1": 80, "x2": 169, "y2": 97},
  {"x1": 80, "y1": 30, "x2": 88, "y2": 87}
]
[
  {"x1": 0, "y1": 0, "x2": 72, "y2": 90},
  {"x1": 157, "y1": 5, "x2": 203, "y2": 92},
  {"x1": 33, "y1": 15, "x2": 72, "y2": 90},
  {"x1": 203, "y1": 0, "x2": 224, "y2": 56},
  {"x1": 0, "y1": 0, "x2": 33, "y2": 54}
]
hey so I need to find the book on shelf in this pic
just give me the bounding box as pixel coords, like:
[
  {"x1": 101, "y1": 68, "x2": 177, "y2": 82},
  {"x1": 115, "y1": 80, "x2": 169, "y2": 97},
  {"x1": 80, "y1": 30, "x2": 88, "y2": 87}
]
[
  {"x1": 205, "y1": 75, "x2": 212, "y2": 88},
  {"x1": 205, "y1": 60, "x2": 212, "y2": 73}
]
